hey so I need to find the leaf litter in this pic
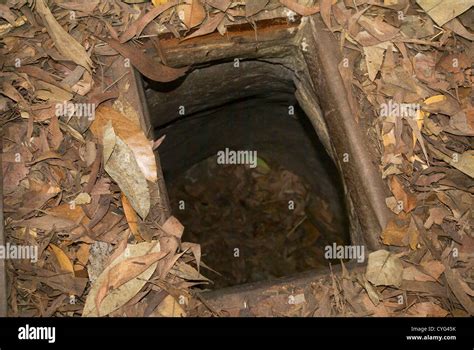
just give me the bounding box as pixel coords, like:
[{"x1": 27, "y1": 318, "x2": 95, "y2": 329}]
[{"x1": 0, "y1": 0, "x2": 472, "y2": 317}]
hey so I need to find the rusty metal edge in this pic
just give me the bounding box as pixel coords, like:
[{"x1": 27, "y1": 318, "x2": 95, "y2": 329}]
[
  {"x1": 131, "y1": 67, "x2": 172, "y2": 221},
  {"x1": 199, "y1": 263, "x2": 366, "y2": 315},
  {"x1": 303, "y1": 17, "x2": 392, "y2": 249},
  {"x1": 109, "y1": 55, "x2": 172, "y2": 223}
]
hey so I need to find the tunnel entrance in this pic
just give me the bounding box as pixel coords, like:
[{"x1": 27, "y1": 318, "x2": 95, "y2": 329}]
[{"x1": 145, "y1": 60, "x2": 350, "y2": 289}]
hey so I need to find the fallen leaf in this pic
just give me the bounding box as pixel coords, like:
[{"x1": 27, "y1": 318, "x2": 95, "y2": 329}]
[
  {"x1": 363, "y1": 45, "x2": 386, "y2": 81},
  {"x1": 83, "y1": 241, "x2": 162, "y2": 317},
  {"x1": 35, "y1": 0, "x2": 92, "y2": 72},
  {"x1": 416, "y1": 0, "x2": 473, "y2": 26},
  {"x1": 407, "y1": 302, "x2": 449, "y2": 316},
  {"x1": 73, "y1": 192, "x2": 91, "y2": 205},
  {"x1": 178, "y1": 0, "x2": 206, "y2": 29},
  {"x1": 103, "y1": 38, "x2": 188, "y2": 83},
  {"x1": 154, "y1": 294, "x2": 186, "y2": 317},
  {"x1": 424, "y1": 207, "x2": 450, "y2": 229},
  {"x1": 320, "y1": 0, "x2": 333, "y2": 30},
  {"x1": 358, "y1": 16, "x2": 400, "y2": 42},
  {"x1": 279, "y1": 0, "x2": 320, "y2": 15},
  {"x1": 91, "y1": 106, "x2": 157, "y2": 183},
  {"x1": 48, "y1": 244, "x2": 74, "y2": 275},
  {"x1": 389, "y1": 176, "x2": 417, "y2": 212},
  {"x1": 366, "y1": 250, "x2": 403, "y2": 287},
  {"x1": 102, "y1": 122, "x2": 150, "y2": 219},
  {"x1": 121, "y1": 193, "x2": 142, "y2": 242},
  {"x1": 120, "y1": 0, "x2": 179, "y2": 42},
  {"x1": 162, "y1": 216, "x2": 184, "y2": 239},
  {"x1": 245, "y1": 0, "x2": 269, "y2": 17},
  {"x1": 381, "y1": 216, "x2": 419, "y2": 249},
  {"x1": 206, "y1": 0, "x2": 231, "y2": 11},
  {"x1": 96, "y1": 251, "x2": 167, "y2": 308},
  {"x1": 183, "y1": 12, "x2": 225, "y2": 40}
]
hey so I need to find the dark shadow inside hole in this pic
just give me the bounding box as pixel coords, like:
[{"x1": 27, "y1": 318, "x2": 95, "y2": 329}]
[{"x1": 145, "y1": 61, "x2": 351, "y2": 289}]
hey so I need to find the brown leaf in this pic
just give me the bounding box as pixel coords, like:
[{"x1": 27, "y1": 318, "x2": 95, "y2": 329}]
[
  {"x1": 48, "y1": 244, "x2": 74, "y2": 275},
  {"x1": 424, "y1": 207, "x2": 450, "y2": 229},
  {"x1": 389, "y1": 176, "x2": 417, "y2": 213},
  {"x1": 206, "y1": 0, "x2": 231, "y2": 11},
  {"x1": 443, "y1": 265, "x2": 474, "y2": 315},
  {"x1": 161, "y1": 215, "x2": 184, "y2": 239},
  {"x1": 245, "y1": 0, "x2": 269, "y2": 17},
  {"x1": 381, "y1": 216, "x2": 419, "y2": 249},
  {"x1": 0, "y1": 4, "x2": 17, "y2": 25},
  {"x1": 320, "y1": 0, "x2": 333, "y2": 30},
  {"x1": 83, "y1": 241, "x2": 162, "y2": 317},
  {"x1": 407, "y1": 302, "x2": 449, "y2": 317},
  {"x1": 366, "y1": 250, "x2": 403, "y2": 287},
  {"x1": 47, "y1": 203, "x2": 89, "y2": 224},
  {"x1": 101, "y1": 122, "x2": 150, "y2": 219},
  {"x1": 121, "y1": 193, "x2": 142, "y2": 242},
  {"x1": 279, "y1": 0, "x2": 320, "y2": 15},
  {"x1": 358, "y1": 16, "x2": 399, "y2": 42},
  {"x1": 415, "y1": 172, "x2": 446, "y2": 186},
  {"x1": 48, "y1": 114, "x2": 63, "y2": 150},
  {"x1": 103, "y1": 38, "x2": 188, "y2": 83},
  {"x1": 91, "y1": 106, "x2": 157, "y2": 182},
  {"x1": 119, "y1": 0, "x2": 179, "y2": 43},
  {"x1": 420, "y1": 260, "x2": 445, "y2": 281},
  {"x1": 35, "y1": 0, "x2": 92, "y2": 72},
  {"x1": 183, "y1": 12, "x2": 225, "y2": 40},
  {"x1": 179, "y1": 0, "x2": 207, "y2": 28}
]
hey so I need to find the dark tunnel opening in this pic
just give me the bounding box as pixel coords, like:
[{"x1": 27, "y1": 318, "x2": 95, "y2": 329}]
[{"x1": 144, "y1": 60, "x2": 351, "y2": 289}]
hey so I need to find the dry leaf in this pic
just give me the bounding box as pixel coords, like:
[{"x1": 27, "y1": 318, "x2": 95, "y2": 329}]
[
  {"x1": 120, "y1": 1, "x2": 178, "y2": 42},
  {"x1": 363, "y1": 45, "x2": 386, "y2": 81},
  {"x1": 102, "y1": 122, "x2": 150, "y2": 219},
  {"x1": 96, "y1": 251, "x2": 167, "y2": 309},
  {"x1": 161, "y1": 216, "x2": 184, "y2": 239},
  {"x1": 407, "y1": 302, "x2": 449, "y2": 317},
  {"x1": 279, "y1": 0, "x2": 320, "y2": 15},
  {"x1": 35, "y1": 0, "x2": 92, "y2": 72},
  {"x1": 183, "y1": 12, "x2": 225, "y2": 40},
  {"x1": 389, "y1": 176, "x2": 417, "y2": 212},
  {"x1": 358, "y1": 16, "x2": 400, "y2": 42},
  {"x1": 103, "y1": 38, "x2": 188, "y2": 83},
  {"x1": 48, "y1": 244, "x2": 74, "y2": 275},
  {"x1": 320, "y1": 0, "x2": 333, "y2": 30},
  {"x1": 179, "y1": 0, "x2": 206, "y2": 28},
  {"x1": 206, "y1": 0, "x2": 231, "y2": 11},
  {"x1": 366, "y1": 250, "x2": 403, "y2": 287},
  {"x1": 154, "y1": 294, "x2": 186, "y2": 317},
  {"x1": 416, "y1": 0, "x2": 473, "y2": 26},
  {"x1": 83, "y1": 241, "x2": 162, "y2": 317},
  {"x1": 121, "y1": 193, "x2": 142, "y2": 242},
  {"x1": 381, "y1": 217, "x2": 419, "y2": 249},
  {"x1": 245, "y1": 0, "x2": 269, "y2": 17},
  {"x1": 91, "y1": 106, "x2": 157, "y2": 182}
]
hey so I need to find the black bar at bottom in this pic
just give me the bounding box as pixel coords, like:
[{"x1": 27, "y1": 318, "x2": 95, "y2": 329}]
[{"x1": 0, "y1": 317, "x2": 471, "y2": 347}]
